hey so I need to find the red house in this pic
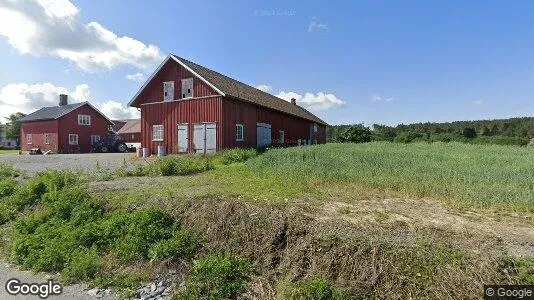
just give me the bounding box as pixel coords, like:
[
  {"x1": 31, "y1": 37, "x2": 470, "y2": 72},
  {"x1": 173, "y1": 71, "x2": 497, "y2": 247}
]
[
  {"x1": 116, "y1": 119, "x2": 141, "y2": 148},
  {"x1": 129, "y1": 54, "x2": 328, "y2": 154},
  {"x1": 20, "y1": 95, "x2": 113, "y2": 153}
]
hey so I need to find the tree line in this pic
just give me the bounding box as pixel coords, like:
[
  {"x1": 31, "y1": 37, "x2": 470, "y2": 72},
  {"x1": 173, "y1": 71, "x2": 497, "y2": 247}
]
[{"x1": 328, "y1": 117, "x2": 534, "y2": 146}]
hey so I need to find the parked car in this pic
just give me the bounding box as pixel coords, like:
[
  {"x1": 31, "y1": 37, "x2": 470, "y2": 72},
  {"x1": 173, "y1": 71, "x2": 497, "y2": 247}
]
[{"x1": 91, "y1": 133, "x2": 128, "y2": 153}]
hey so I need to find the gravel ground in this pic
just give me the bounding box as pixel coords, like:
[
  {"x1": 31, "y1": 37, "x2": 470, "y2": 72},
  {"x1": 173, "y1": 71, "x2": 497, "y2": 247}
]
[
  {"x1": 0, "y1": 153, "x2": 136, "y2": 175},
  {"x1": 0, "y1": 260, "x2": 116, "y2": 300}
]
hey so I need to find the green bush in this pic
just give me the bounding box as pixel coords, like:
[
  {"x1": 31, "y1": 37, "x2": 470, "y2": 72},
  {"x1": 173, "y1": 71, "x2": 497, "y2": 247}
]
[
  {"x1": 0, "y1": 163, "x2": 23, "y2": 178},
  {"x1": 62, "y1": 247, "x2": 101, "y2": 283},
  {"x1": 0, "y1": 179, "x2": 17, "y2": 198},
  {"x1": 108, "y1": 209, "x2": 175, "y2": 262},
  {"x1": 148, "y1": 229, "x2": 202, "y2": 261},
  {"x1": 151, "y1": 156, "x2": 214, "y2": 176},
  {"x1": 0, "y1": 201, "x2": 17, "y2": 224},
  {"x1": 286, "y1": 277, "x2": 344, "y2": 300},
  {"x1": 175, "y1": 253, "x2": 250, "y2": 300},
  {"x1": 41, "y1": 186, "x2": 91, "y2": 220},
  {"x1": 218, "y1": 148, "x2": 258, "y2": 165}
]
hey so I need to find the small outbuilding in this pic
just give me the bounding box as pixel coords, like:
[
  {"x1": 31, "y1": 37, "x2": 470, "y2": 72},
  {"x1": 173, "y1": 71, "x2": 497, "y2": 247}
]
[
  {"x1": 19, "y1": 95, "x2": 113, "y2": 153},
  {"x1": 116, "y1": 119, "x2": 141, "y2": 149}
]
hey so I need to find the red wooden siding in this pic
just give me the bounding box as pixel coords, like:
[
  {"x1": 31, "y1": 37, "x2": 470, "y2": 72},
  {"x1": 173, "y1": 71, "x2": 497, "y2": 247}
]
[
  {"x1": 133, "y1": 59, "x2": 218, "y2": 106},
  {"x1": 119, "y1": 133, "x2": 141, "y2": 143},
  {"x1": 221, "y1": 97, "x2": 326, "y2": 149},
  {"x1": 141, "y1": 96, "x2": 223, "y2": 154},
  {"x1": 20, "y1": 120, "x2": 59, "y2": 152},
  {"x1": 21, "y1": 104, "x2": 111, "y2": 153}
]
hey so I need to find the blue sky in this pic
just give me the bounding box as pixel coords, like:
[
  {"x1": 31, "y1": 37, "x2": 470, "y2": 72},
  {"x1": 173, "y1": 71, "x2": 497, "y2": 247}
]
[{"x1": 1, "y1": 0, "x2": 534, "y2": 125}]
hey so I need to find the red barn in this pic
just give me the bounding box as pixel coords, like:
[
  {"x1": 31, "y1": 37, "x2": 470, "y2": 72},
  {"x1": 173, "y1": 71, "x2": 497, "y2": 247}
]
[
  {"x1": 20, "y1": 95, "x2": 113, "y2": 153},
  {"x1": 116, "y1": 119, "x2": 141, "y2": 148},
  {"x1": 129, "y1": 54, "x2": 328, "y2": 154}
]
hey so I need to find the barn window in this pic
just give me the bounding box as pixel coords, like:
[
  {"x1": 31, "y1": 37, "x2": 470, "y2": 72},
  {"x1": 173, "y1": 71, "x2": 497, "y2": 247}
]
[
  {"x1": 163, "y1": 81, "x2": 174, "y2": 101},
  {"x1": 45, "y1": 133, "x2": 51, "y2": 145},
  {"x1": 236, "y1": 124, "x2": 244, "y2": 141},
  {"x1": 152, "y1": 125, "x2": 164, "y2": 141},
  {"x1": 279, "y1": 130, "x2": 285, "y2": 144},
  {"x1": 181, "y1": 78, "x2": 193, "y2": 99},
  {"x1": 91, "y1": 135, "x2": 100, "y2": 145},
  {"x1": 78, "y1": 114, "x2": 91, "y2": 125},
  {"x1": 313, "y1": 123, "x2": 318, "y2": 132},
  {"x1": 27, "y1": 134, "x2": 32, "y2": 144},
  {"x1": 69, "y1": 134, "x2": 78, "y2": 145}
]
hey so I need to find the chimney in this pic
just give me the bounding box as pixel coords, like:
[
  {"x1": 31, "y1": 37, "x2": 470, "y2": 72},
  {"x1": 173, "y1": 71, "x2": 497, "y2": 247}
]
[
  {"x1": 291, "y1": 98, "x2": 297, "y2": 105},
  {"x1": 59, "y1": 94, "x2": 68, "y2": 106}
]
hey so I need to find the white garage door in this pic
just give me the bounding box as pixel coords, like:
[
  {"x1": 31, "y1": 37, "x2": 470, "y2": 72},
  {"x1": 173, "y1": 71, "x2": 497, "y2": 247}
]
[
  {"x1": 256, "y1": 122, "x2": 272, "y2": 148},
  {"x1": 193, "y1": 123, "x2": 217, "y2": 154},
  {"x1": 177, "y1": 124, "x2": 188, "y2": 153}
]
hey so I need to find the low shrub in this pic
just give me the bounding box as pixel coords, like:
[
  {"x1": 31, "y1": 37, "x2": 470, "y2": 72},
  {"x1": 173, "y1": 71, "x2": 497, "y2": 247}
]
[
  {"x1": 175, "y1": 253, "x2": 250, "y2": 300},
  {"x1": 285, "y1": 277, "x2": 344, "y2": 300},
  {"x1": 0, "y1": 179, "x2": 17, "y2": 198},
  {"x1": 150, "y1": 156, "x2": 214, "y2": 176},
  {"x1": 107, "y1": 209, "x2": 176, "y2": 262},
  {"x1": 0, "y1": 163, "x2": 23, "y2": 178},
  {"x1": 218, "y1": 148, "x2": 258, "y2": 165},
  {"x1": 148, "y1": 229, "x2": 202, "y2": 261},
  {"x1": 62, "y1": 247, "x2": 101, "y2": 283}
]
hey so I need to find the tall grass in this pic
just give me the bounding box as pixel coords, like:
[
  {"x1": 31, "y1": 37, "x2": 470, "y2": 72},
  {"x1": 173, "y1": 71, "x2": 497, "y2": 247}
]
[{"x1": 246, "y1": 142, "x2": 534, "y2": 208}]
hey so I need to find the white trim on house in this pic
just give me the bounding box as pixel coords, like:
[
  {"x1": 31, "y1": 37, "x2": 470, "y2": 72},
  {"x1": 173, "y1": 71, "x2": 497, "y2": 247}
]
[
  {"x1": 69, "y1": 134, "x2": 78, "y2": 145},
  {"x1": 236, "y1": 124, "x2": 244, "y2": 141},
  {"x1": 78, "y1": 114, "x2": 91, "y2": 125},
  {"x1": 140, "y1": 95, "x2": 221, "y2": 106},
  {"x1": 127, "y1": 54, "x2": 225, "y2": 107},
  {"x1": 152, "y1": 124, "x2": 164, "y2": 141}
]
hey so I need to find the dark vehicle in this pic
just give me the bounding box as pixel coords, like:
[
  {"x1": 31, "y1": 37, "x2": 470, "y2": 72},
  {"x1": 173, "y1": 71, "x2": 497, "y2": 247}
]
[{"x1": 91, "y1": 133, "x2": 128, "y2": 153}]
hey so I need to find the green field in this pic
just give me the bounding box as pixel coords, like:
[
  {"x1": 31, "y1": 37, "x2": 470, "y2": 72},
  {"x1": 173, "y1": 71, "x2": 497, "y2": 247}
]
[
  {"x1": 246, "y1": 142, "x2": 534, "y2": 210},
  {"x1": 1, "y1": 143, "x2": 533, "y2": 299}
]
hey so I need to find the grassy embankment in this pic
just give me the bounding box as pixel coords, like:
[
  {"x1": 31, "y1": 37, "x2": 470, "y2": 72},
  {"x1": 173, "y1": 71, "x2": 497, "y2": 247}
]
[
  {"x1": 1, "y1": 143, "x2": 534, "y2": 299},
  {"x1": 0, "y1": 149, "x2": 19, "y2": 155}
]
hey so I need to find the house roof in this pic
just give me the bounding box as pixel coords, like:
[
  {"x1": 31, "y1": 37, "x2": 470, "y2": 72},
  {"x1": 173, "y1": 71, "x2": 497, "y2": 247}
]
[
  {"x1": 129, "y1": 54, "x2": 328, "y2": 125},
  {"x1": 116, "y1": 119, "x2": 141, "y2": 134},
  {"x1": 20, "y1": 102, "x2": 114, "y2": 124}
]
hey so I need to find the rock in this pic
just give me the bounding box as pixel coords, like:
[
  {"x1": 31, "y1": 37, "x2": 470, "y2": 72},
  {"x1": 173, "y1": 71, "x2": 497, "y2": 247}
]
[
  {"x1": 86, "y1": 288, "x2": 101, "y2": 297},
  {"x1": 162, "y1": 287, "x2": 171, "y2": 296},
  {"x1": 168, "y1": 269, "x2": 177, "y2": 274},
  {"x1": 158, "y1": 280, "x2": 163, "y2": 287},
  {"x1": 151, "y1": 282, "x2": 157, "y2": 292},
  {"x1": 154, "y1": 286, "x2": 165, "y2": 296}
]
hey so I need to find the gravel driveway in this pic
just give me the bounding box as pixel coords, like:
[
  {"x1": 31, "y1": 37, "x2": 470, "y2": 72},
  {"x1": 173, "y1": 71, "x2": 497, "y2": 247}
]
[{"x1": 0, "y1": 153, "x2": 136, "y2": 175}]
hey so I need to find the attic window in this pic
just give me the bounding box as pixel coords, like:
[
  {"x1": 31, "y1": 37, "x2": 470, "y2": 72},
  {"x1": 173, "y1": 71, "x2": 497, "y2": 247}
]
[
  {"x1": 78, "y1": 114, "x2": 91, "y2": 125},
  {"x1": 163, "y1": 81, "x2": 174, "y2": 101},
  {"x1": 313, "y1": 123, "x2": 318, "y2": 132},
  {"x1": 27, "y1": 134, "x2": 32, "y2": 144},
  {"x1": 181, "y1": 78, "x2": 193, "y2": 99}
]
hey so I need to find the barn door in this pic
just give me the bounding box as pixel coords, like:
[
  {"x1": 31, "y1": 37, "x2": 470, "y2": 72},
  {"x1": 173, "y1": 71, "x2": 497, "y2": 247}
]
[
  {"x1": 205, "y1": 123, "x2": 217, "y2": 153},
  {"x1": 256, "y1": 123, "x2": 272, "y2": 148},
  {"x1": 193, "y1": 123, "x2": 217, "y2": 154},
  {"x1": 177, "y1": 124, "x2": 188, "y2": 153}
]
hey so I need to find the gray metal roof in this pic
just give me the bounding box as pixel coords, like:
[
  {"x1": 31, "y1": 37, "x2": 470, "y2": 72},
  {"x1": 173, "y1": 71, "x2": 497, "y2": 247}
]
[
  {"x1": 19, "y1": 102, "x2": 114, "y2": 125},
  {"x1": 172, "y1": 55, "x2": 328, "y2": 125},
  {"x1": 20, "y1": 102, "x2": 86, "y2": 122}
]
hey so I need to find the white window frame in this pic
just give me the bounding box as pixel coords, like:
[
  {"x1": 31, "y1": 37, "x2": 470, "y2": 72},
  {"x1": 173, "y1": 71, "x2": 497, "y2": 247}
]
[
  {"x1": 279, "y1": 130, "x2": 285, "y2": 144},
  {"x1": 91, "y1": 135, "x2": 100, "y2": 145},
  {"x1": 44, "y1": 133, "x2": 51, "y2": 145},
  {"x1": 163, "y1": 81, "x2": 174, "y2": 101},
  {"x1": 181, "y1": 78, "x2": 194, "y2": 99},
  {"x1": 27, "y1": 133, "x2": 32, "y2": 144},
  {"x1": 152, "y1": 124, "x2": 164, "y2": 141},
  {"x1": 78, "y1": 114, "x2": 91, "y2": 126},
  {"x1": 69, "y1": 134, "x2": 79, "y2": 145},
  {"x1": 236, "y1": 124, "x2": 244, "y2": 141},
  {"x1": 313, "y1": 123, "x2": 318, "y2": 132}
]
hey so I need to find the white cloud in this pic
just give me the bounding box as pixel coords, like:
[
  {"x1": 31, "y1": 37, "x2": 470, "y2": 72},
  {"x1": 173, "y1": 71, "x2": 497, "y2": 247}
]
[
  {"x1": 0, "y1": 0, "x2": 163, "y2": 72},
  {"x1": 473, "y1": 100, "x2": 484, "y2": 105},
  {"x1": 308, "y1": 17, "x2": 329, "y2": 32},
  {"x1": 98, "y1": 100, "x2": 140, "y2": 120},
  {"x1": 372, "y1": 95, "x2": 396, "y2": 103},
  {"x1": 276, "y1": 91, "x2": 346, "y2": 111},
  {"x1": 0, "y1": 82, "x2": 138, "y2": 122},
  {"x1": 255, "y1": 84, "x2": 272, "y2": 93},
  {"x1": 126, "y1": 73, "x2": 145, "y2": 83}
]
